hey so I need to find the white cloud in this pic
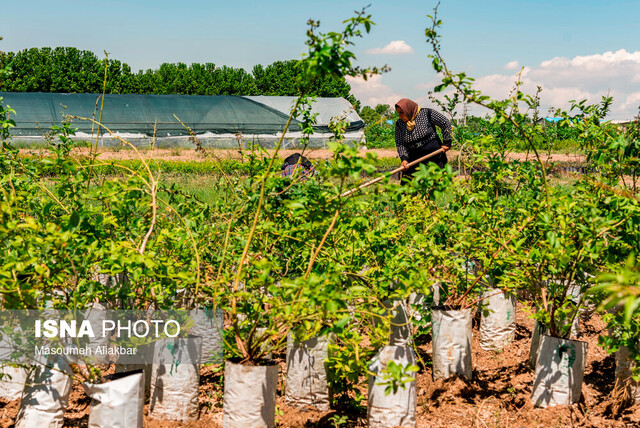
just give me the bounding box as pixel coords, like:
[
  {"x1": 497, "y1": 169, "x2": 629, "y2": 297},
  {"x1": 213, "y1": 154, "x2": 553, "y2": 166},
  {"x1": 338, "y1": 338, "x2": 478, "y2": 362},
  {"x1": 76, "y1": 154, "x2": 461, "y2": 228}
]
[
  {"x1": 366, "y1": 40, "x2": 415, "y2": 55},
  {"x1": 504, "y1": 60, "x2": 519, "y2": 70},
  {"x1": 422, "y1": 49, "x2": 640, "y2": 120},
  {"x1": 620, "y1": 92, "x2": 640, "y2": 112},
  {"x1": 345, "y1": 74, "x2": 405, "y2": 107}
]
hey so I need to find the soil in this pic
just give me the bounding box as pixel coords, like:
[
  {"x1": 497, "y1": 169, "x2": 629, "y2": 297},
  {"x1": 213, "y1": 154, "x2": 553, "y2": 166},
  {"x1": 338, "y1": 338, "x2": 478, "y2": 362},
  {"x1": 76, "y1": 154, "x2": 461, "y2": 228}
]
[
  {"x1": 0, "y1": 307, "x2": 637, "y2": 427},
  {"x1": 19, "y1": 147, "x2": 587, "y2": 165}
]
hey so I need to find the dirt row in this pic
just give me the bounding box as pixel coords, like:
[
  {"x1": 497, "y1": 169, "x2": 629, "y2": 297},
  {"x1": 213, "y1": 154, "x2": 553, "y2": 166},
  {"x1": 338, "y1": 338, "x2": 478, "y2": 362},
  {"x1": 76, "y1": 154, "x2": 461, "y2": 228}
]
[{"x1": 17, "y1": 147, "x2": 587, "y2": 165}]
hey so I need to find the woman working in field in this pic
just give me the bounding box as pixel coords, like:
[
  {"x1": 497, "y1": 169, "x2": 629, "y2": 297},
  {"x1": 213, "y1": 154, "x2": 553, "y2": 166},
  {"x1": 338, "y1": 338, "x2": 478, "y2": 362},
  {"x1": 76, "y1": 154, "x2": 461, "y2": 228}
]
[{"x1": 394, "y1": 98, "x2": 452, "y2": 183}]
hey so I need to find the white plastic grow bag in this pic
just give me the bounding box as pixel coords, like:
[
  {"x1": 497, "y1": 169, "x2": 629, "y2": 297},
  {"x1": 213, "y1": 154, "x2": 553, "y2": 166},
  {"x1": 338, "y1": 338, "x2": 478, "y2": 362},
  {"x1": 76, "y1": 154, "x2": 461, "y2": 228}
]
[
  {"x1": 15, "y1": 356, "x2": 73, "y2": 428},
  {"x1": 407, "y1": 292, "x2": 428, "y2": 322},
  {"x1": 0, "y1": 365, "x2": 26, "y2": 400},
  {"x1": 0, "y1": 366, "x2": 27, "y2": 401},
  {"x1": 114, "y1": 362, "x2": 152, "y2": 401},
  {"x1": 432, "y1": 283, "x2": 441, "y2": 306},
  {"x1": 368, "y1": 345, "x2": 417, "y2": 428},
  {"x1": 479, "y1": 288, "x2": 516, "y2": 351},
  {"x1": 431, "y1": 307, "x2": 473, "y2": 380},
  {"x1": 615, "y1": 345, "x2": 640, "y2": 404},
  {"x1": 531, "y1": 334, "x2": 587, "y2": 408},
  {"x1": 115, "y1": 340, "x2": 155, "y2": 400},
  {"x1": 82, "y1": 302, "x2": 109, "y2": 364},
  {"x1": 0, "y1": 327, "x2": 27, "y2": 400},
  {"x1": 384, "y1": 299, "x2": 412, "y2": 346},
  {"x1": 83, "y1": 370, "x2": 145, "y2": 428},
  {"x1": 285, "y1": 334, "x2": 331, "y2": 411},
  {"x1": 223, "y1": 360, "x2": 278, "y2": 428},
  {"x1": 188, "y1": 307, "x2": 224, "y2": 364},
  {"x1": 567, "y1": 282, "x2": 583, "y2": 338},
  {"x1": 148, "y1": 336, "x2": 202, "y2": 422},
  {"x1": 529, "y1": 320, "x2": 547, "y2": 368},
  {"x1": 543, "y1": 280, "x2": 583, "y2": 338}
]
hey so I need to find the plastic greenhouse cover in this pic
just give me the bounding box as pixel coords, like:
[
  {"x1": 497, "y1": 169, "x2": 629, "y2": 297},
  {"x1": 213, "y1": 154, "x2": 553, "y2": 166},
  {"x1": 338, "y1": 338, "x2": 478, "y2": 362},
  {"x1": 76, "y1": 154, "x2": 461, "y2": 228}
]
[
  {"x1": 243, "y1": 96, "x2": 364, "y2": 130},
  {"x1": 1, "y1": 92, "x2": 364, "y2": 137}
]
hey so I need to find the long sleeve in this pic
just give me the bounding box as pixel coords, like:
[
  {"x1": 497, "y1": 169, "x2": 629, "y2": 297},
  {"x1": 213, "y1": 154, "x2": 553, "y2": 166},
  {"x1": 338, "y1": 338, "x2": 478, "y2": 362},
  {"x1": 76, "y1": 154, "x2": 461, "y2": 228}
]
[
  {"x1": 395, "y1": 121, "x2": 409, "y2": 161},
  {"x1": 429, "y1": 109, "x2": 453, "y2": 147}
]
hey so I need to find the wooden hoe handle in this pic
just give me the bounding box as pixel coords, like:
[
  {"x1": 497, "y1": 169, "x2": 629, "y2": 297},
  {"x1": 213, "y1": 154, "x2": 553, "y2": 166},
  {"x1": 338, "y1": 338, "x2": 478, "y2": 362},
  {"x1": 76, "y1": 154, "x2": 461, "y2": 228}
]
[{"x1": 340, "y1": 148, "x2": 445, "y2": 198}]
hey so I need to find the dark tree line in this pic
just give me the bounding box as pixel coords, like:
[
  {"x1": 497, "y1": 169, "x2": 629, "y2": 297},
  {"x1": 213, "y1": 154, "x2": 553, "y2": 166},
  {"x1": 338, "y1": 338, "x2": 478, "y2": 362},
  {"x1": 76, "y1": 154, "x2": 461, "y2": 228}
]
[{"x1": 0, "y1": 47, "x2": 357, "y2": 105}]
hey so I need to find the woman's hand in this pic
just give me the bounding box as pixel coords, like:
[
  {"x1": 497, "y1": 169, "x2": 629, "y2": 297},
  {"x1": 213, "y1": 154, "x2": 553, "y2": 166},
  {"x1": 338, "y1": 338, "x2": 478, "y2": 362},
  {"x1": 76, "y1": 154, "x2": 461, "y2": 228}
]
[
  {"x1": 442, "y1": 145, "x2": 450, "y2": 152},
  {"x1": 401, "y1": 160, "x2": 409, "y2": 170}
]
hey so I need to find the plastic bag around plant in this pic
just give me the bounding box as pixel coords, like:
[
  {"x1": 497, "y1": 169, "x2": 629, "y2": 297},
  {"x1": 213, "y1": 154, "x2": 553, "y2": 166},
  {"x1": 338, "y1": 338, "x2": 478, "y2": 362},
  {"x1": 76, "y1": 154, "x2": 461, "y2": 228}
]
[
  {"x1": 384, "y1": 299, "x2": 412, "y2": 346},
  {"x1": 408, "y1": 292, "x2": 433, "y2": 339},
  {"x1": 81, "y1": 302, "x2": 110, "y2": 364},
  {"x1": 432, "y1": 283, "x2": 441, "y2": 307},
  {"x1": 149, "y1": 336, "x2": 202, "y2": 422},
  {"x1": 82, "y1": 370, "x2": 144, "y2": 428},
  {"x1": 0, "y1": 365, "x2": 26, "y2": 400},
  {"x1": 285, "y1": 334, "x2": 331, "y2": 411},
  {"x1": 188, "y1": 307, "x2": 224, "y2": 364},
  {"x1": 529, "y1": 320, "x2": 547, "y2": 368},
  {"x1": 15, "y1": 356, "x2": 73, "y2": 428},
  {"x1": 115, "y1": 341, "x2": 155, "y2": 401},
  {"x1": 431, "y1": 306, "x2": 473, "y2": 380},
  {"x1": 407, "y1": 292, "x2": 428, "y2": 322},
  {"x1": 529, "y1": 313, "x2": 579, "y2": 369},
  {"x1": 368, "y1": 345, "x2": 417, "y2": 428},
  {"x1": 567, "y1": 282, "x2": 583, "y2": 338},
  {"x1": 531, "y1": 334, "x2": 587, "y2": 408},
  {"x1": 479, "y1": 288, "x2": 516, "y2": 351},
  {"x1": 545, "y1": 280, "x2": 584, "y2": 338},
  {"x1": 0, "y1": 320, "x2": 26, "y2": 396},
  {"x1": 614, "y1": 346, "x2": 640, "y2": 405},
  {"x1": 223, "y1": 359, "x2": 278, "y2": 428}
]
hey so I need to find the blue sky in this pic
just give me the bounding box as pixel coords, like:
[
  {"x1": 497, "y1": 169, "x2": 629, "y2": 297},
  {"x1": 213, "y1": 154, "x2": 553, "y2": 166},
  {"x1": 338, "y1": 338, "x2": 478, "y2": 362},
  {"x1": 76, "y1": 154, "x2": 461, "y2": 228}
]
[{"x1": 3, "y1": 0, "x2": 640, "y2": 118}]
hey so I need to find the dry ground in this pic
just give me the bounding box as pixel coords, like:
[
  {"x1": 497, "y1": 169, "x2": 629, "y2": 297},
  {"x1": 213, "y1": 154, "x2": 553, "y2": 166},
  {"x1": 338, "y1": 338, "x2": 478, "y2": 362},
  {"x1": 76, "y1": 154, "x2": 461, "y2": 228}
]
[{"x1": 18, "y1": 147, "x2": 587, "y2": 165}]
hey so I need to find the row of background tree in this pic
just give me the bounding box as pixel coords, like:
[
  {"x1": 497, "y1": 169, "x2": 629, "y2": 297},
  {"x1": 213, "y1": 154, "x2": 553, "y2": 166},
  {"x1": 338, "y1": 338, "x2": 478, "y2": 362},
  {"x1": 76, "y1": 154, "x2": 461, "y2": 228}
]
[{"x1": 0, "y1": 47, "x2": 356, "y2": 104}]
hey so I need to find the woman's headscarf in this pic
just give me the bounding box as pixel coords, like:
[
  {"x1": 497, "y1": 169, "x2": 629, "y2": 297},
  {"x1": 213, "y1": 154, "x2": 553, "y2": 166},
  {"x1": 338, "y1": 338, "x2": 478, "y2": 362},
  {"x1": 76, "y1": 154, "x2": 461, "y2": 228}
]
[{"x1": 395, "y1": 98, "x2": 420, "y2": 131}]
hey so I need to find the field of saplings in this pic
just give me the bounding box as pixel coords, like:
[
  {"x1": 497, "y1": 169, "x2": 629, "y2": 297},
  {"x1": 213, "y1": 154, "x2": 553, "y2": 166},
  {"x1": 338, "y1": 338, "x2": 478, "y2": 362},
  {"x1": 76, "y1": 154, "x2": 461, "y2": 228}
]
[{"x1": 2, "y1": 8, "x2": 640, "y2": 428}]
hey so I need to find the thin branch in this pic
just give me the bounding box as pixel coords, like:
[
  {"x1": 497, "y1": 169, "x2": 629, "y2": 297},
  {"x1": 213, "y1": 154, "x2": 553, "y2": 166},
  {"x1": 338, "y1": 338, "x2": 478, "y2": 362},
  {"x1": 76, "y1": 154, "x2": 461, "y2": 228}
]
[{"x1": 305, "y1": 208, "x2": 340, "y2": 278}]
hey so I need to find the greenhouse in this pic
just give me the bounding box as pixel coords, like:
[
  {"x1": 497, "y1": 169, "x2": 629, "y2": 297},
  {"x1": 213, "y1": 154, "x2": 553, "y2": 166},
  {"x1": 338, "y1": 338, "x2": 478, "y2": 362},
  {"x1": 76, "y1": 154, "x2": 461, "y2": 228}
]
[{"x1": 0, "y1": 92, "x2": 365, "y2": 148}]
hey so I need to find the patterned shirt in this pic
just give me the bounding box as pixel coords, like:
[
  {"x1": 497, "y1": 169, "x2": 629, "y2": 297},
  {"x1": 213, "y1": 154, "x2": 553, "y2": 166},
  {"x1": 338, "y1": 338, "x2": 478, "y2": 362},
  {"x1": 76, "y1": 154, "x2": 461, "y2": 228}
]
[
  {"x1": 282, "y1": 164, "x2": 315, "y2": 181},
  {"x1": 395, "y1": 108, "x2": 452, "y2": 161}
]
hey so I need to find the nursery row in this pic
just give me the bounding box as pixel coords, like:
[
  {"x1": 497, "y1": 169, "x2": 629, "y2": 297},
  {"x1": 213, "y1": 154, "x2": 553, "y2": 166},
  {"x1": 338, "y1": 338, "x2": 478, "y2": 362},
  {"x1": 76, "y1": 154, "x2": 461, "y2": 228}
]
[
  {"x1": 0, "y1": 288, "x2": 635, "y2": 427},
  {"x1": 1, "y1": 132, "x2": 639, "y2": 427}
]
